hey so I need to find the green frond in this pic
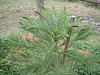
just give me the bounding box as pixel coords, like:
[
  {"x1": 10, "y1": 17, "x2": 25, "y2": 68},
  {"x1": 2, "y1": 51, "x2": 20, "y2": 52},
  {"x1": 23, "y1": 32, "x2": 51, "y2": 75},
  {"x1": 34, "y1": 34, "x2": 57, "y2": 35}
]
[
  {"x1": 20, "y1": 42, "x2": 59, "y2": 75},
  {"x1": 2, "y1": 32, "x2": 40, "y2": 50},
  {"x1": 75, "y1": 25, "x2": 93, "y2": 41},
  {"x1": 20, "y1": 62, "x2": 40, "y2": 75},
  {"x1": 65, "y1": 50, "x2": 100, "y2": 74},
  {"x1": 65, "y1": 50, "x2": 88, "y2": 64}
]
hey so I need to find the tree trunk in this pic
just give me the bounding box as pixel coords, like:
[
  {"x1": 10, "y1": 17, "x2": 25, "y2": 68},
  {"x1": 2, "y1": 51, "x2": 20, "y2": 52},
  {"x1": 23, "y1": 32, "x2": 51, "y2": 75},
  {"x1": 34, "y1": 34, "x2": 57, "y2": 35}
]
[
  {"x1": 80, "y1": 0, "x2": 100, "y2": 4},
  {"x1": 37, "y1": 0, "x2": 44, "y2": 19},
  {"x1": 62, "y1": 16, "x2": 76, "y2": 65},
  {"x1": 62, "y1": 37, "x2": 70, "y2": 65}
]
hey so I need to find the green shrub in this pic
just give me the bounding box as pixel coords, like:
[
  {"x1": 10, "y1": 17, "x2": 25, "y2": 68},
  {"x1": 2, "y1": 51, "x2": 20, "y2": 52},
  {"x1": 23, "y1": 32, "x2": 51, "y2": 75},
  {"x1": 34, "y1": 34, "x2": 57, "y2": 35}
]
[{"x1": 2, "y1": 7, "x2": 99, "y2": 75}]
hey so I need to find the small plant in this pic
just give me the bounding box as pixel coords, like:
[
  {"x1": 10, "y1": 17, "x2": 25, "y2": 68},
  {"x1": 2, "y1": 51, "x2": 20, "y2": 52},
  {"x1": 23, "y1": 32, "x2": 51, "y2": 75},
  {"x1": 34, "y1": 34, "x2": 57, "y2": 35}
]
[
  {"x1": 2, "y1": 7, "x2": 99, "y2": 75},
  {"x1": 0, "y1": 37, "x2": 21, "y2": 74},
  {"x1": 0, "y1": 55, "x2": 20, "y2": 74}
]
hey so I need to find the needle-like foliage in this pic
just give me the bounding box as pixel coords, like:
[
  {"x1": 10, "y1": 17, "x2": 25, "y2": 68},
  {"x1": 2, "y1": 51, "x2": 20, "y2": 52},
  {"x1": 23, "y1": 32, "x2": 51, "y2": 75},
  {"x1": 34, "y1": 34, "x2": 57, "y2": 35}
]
[{"x1": 2, "y1": 7, "x2": 99, "y2": 75}]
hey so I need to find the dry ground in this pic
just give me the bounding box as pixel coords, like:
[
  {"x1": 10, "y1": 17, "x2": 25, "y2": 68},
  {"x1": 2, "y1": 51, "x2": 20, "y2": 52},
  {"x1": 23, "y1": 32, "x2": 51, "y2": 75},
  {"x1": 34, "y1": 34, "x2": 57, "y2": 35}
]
[{"x1": 0, "y1": 0, "x2": 100, "y2": 35}]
